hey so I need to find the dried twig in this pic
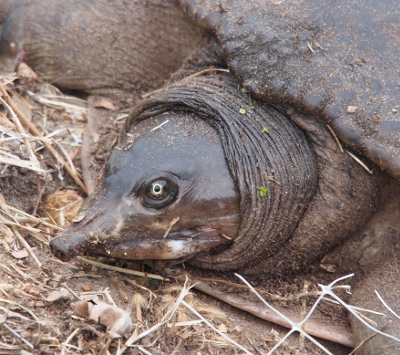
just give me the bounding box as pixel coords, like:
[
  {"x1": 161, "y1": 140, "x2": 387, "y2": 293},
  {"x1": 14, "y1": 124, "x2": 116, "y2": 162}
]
[
  {"x1": 3, "y1": 323, "x2": 34, "y2": 349},
  {"x1": 346, "y1": 151, "x2": 373, "y2": 174},
  {"x1": 0, "y1": 97, "x2": 39, "y2": 167},
  {"x1": 181, "y1": 299, "x2": 253, "y2": 355},
  {"x1": 0, "y1": 202, "x2": 42, "y2": 268},
  {"x1": 162, "y1": 217, "x2": 179, "y2": 238},
  {"x1": 10, "y1": 228, "x2": 42, "y2": 268},
  {"x1": 0, "y1": 298, "x2": 40, "y2": 323},
  {"x1": 61, "y1": 328, "x2": 82, "y2": 355},
  {"x1": 326, "y1": 124, "x2": 344, "y2": 153},
  {"x1": 0, "y1": 80, "x2": 88, "y2": 193},
  {"x1": 61, "y1": 283, "x2": 81, "y2": 301},
  {"x1": 0, "y1": 201, "x2": 62, "y2": 231},
  {"x1": 118, "y1": 278, "x2": 193, "y2": 354},
  {"x1": 123, "y1": 277, "x2": 158, "y2": 299},
  {"x1": 75, "y1": 256, "x2": 167, "y2": 281}
]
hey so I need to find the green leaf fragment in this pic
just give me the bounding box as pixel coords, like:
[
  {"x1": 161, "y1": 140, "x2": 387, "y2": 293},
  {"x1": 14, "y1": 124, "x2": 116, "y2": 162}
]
[
  {"x1": 262, "y1": 127, "x2": 269, "y2": 134},
  {"x1": 240, "y1": 87, "x2": 248, "y2": 93},
  {"x1": 239, "y1": 108, "x2": 246, "y2": 115},
  {"x1": 258, "y1": 186, "x2": 268, "y2": 197}
]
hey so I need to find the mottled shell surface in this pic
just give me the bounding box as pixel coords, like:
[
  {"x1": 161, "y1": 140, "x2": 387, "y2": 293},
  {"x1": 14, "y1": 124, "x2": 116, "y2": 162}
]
[{"x1": 180, "y1": 0, "x2": 400, "y2": 179}]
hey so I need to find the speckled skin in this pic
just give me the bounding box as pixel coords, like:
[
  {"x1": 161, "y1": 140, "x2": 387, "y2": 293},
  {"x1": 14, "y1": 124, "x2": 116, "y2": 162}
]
[{"x1": 181, "y1": 0, "x2": 400, "y2": 180}]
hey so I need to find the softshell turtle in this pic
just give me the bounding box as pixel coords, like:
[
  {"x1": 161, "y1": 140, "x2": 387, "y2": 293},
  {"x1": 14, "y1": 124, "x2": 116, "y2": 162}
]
[{"x1": 1, "y1": 0, "x2": 400, "y2": 353}]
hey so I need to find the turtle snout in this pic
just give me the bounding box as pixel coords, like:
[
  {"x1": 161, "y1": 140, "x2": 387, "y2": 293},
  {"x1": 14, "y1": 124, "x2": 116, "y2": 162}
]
[{"x1": 50, "y1": 234, "x2": 87, "y2": 262}]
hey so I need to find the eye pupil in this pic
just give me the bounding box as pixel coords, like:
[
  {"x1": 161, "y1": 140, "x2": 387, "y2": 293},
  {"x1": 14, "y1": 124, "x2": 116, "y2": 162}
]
[
  {"x1": 144, "y1": 178, "x2": 178, "y2": 209},
  {"x1": 148, "y1": 180, "x2": 169, "y2": 199}
]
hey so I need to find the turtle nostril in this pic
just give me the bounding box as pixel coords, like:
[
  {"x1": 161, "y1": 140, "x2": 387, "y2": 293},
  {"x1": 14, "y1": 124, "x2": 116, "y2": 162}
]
[
  {"x1": 50, "y1": 243, "x2": 70, "y2": 261},
  {"x1": 50, "y1": 237, "x2": 78, "y2": 262}
]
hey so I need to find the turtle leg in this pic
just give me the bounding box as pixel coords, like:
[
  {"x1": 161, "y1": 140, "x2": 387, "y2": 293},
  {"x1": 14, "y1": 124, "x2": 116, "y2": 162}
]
[
  {"x1": 0, "y1": 0, "x2": 202, "y2": 100},
  {"x1": 350, "y1": 256, "x2": 400, "y2": 354}
]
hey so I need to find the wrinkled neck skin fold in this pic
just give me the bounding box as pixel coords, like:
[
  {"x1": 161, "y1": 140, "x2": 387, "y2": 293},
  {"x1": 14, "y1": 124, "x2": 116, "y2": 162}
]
[{"x1": 126, "y1": 73, "x2": 318, "y2": 270}]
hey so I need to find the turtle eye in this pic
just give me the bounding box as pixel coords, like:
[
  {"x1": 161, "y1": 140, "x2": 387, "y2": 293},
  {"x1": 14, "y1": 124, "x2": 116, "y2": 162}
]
[
  {"x1": 148, "y1": 180, "x2": 168, "y2": 199},
  {"x1": 143, "y1": 179, "x2": 178, "y2": 209}
]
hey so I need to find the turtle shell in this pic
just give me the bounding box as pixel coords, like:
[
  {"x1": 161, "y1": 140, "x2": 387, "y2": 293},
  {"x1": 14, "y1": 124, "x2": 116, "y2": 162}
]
[{"x1": 179, "y1": 0, "x2": 400, "y2": 179}]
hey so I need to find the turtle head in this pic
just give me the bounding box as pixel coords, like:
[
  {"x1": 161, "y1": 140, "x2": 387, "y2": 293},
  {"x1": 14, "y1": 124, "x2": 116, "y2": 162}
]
[{"x1": 50, "y1": 112, "x2": 240, "y2": 264}]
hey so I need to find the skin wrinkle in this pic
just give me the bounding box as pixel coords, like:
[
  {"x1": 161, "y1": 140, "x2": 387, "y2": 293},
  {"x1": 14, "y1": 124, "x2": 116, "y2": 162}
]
[{"x1": 124, "y1": 74, "x2": 318, "y2": 270}]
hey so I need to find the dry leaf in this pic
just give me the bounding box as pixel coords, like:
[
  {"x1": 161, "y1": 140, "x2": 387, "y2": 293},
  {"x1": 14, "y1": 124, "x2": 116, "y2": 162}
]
[
  {"x1": 0, "y1": 309, "x2": 7, "y2": 324},
  {"x1": 17, "y1": 62, "x2": 38, "y2": 81},
  {"x1": 72, "y1": 299, "x2": 133, "y2": 338},
  {"x1": 217, "y1": 323, "x2": 228, "y2": 333},
  {"x1": 10, "y1": 93, "x2": 33, "y2": 124},
  {"x1": 0, "y1": 224, "x2": 14, "y2": 244},
  {"x1": 320, "y1": 263, "x2": 336, "y2": 273},
  {"x1": 44, "y1": 190, "x2": 83, "y2": 227},
  {"x1": 93, "y1": 97, "x2": 116, "y2": 111},
  {"x1": 45, "y1": 289, "x2": 71, "y2": 302},
  {"x1": 73, "y1": 300, "x2": 89, "y2": 317},
  {"x1": 11, "y1": 249, "x2": 29, "y2": 259}
]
